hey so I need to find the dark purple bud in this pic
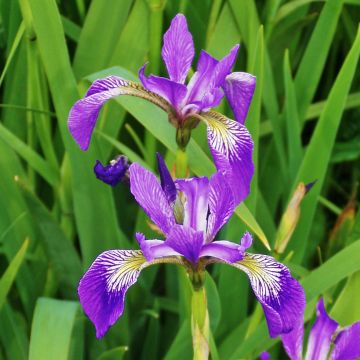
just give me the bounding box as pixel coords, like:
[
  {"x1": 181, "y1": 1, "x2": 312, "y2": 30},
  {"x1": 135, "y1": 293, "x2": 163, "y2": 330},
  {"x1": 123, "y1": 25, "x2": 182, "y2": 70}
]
[
  {"x1": 305, "y1": 180, "x2": 317, "y2": 193},
  {"x1": 94, "y1": 155, "x2": 129, "y2": 187},
  {"x1": 156, "y1": 152, "x2": 177, "y2": 204}
]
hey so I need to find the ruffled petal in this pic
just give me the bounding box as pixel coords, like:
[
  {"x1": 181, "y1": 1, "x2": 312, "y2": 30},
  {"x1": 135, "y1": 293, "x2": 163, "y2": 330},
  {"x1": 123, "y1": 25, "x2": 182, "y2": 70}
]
[
  {"x1": 206, "y1": 171, "x2": 235, "y2": 242},
  {"x1": 176, "y1": 177, "x2": 209, "y2": 233},
  {"x1": 223, "y1": 72, "x2": 256, "y2": 124},
  {"x1": 93, "y1": 155, "x2": 129, "y2": 187},
  {"x1": 156, "y1": 152, "x2": 177, "y2": 204},
  {"x1": 161, "y1": 14, "x2": 194, "y2": 84},
  {"x1": 135, "y1": 233, "x2": 180, "y2": 261},
  {"x1": 139, "y1": 64, "x2": 187, "y2": 111},
  {"x1": 129, "y1": 163, "x2": 175, "y2": 234},
  {"x1": 231, "y1": 253, "x2": 306, "y2": 338},
  {"x1": 78, "y1": 250, "x2": 147, "y2": 338},
  {"x1": 165, "y1": 224, "x2": 204, "y2": 263},
  {"x1": 68, "y1": 76, "x2": 171, "y2": 150},
  {"x1": 330, "y1": 321, "x2": 360, "y2": 360},
  {"x1": 305, "y1": 299, "x2": 338, "y2": 360},
  {"x1": 202, "y1": 111, "x2": 254, "y2": 204}
]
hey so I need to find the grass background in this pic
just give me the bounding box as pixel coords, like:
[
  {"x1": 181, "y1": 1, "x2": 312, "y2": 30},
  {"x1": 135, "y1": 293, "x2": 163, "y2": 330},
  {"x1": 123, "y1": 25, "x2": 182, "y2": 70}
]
[{"x1": 0, "y1": 0, "x2": 359, "y2": 359}]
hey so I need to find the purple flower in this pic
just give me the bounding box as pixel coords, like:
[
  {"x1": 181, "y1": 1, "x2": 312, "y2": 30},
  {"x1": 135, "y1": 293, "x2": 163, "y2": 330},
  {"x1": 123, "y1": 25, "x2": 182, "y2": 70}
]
[
  {"x1": 94, "y1": 155, "x2": 129, "y2": 187},
  {"x1": 68, "y1": 14, "x2": 256, "y2": 204},
  {"x1": 261, "y1": 298, "x2": 360, "y2": 360},
  {"x1": 78, "y1": 156, "x2": 304, "y2": 339}
]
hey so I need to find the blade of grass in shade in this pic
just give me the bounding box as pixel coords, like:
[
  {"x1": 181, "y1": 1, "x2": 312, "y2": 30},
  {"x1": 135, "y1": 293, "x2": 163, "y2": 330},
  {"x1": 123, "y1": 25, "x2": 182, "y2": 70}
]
[
  {"x1": 97, "y1": 347, "x2": 128, "y2": 360},
  {"x1": 85, "y1": 67, "x2": 270, "y2": 249},
  {"x1": 288, "y1": 26, "x2": 360, "y2": 262},
  {"x1": 25, "y1": 0, "x2": 127, "y2": 265},
  {"x1": 222, "y1": 238, "x2": 360, "y2": 358},
  {"x1": 164, "y1": 320, "x2": 192, "y2": 360},
  {"x1": 29, "y1": 298, "x2": 79, "y2": 360},
  {"x1": 0, "y1": 123, "x2": 59, "y2": 186},
  {"x1": 245, "y1": 25, "x2": 264, "y2": 212},
  {"x1": 61, "y1": 16, "x2": 81, "y2": 42},
  {"x1": 18, "y1": 180, "x2": 82, "y2": 299},
  {"x1": 283, "y1": 50, "x2": 302, "y2": 180},
  {"x1": 294, "y1": 0, "x2": 344, "y2": 123},
  {"x1": 0, "y1": 239, "x2": 28, "y2": 311}
]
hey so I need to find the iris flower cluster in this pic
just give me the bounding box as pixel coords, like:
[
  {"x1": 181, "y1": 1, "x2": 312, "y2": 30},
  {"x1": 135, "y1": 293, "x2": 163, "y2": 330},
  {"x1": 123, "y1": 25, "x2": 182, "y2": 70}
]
[{"x1": 65, "y1": 12, "x2": 360, "y2": 360}]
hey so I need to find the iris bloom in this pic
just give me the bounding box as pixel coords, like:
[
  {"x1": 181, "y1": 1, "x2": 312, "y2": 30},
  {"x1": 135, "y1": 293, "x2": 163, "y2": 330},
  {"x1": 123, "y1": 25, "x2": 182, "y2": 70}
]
[
  {"x1": 78, "y1": 155, "x2": 304, "y2": 338},
  {"x1": 261, "y1": 298, "x2": 360, "y2": 360},
  {"x1": 68, "y1": 14, "x2": 256, "y2": 204}
]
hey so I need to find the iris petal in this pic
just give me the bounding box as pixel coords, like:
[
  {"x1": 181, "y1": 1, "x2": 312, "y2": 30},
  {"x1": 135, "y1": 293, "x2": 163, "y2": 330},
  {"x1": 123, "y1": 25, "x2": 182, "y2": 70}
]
[
  {"x1": 78, "y1": 250, "x2": 147, "y2": 338},
  {"x1": 161, "y1": 14, "x2": 195, "y2": 84},
  {"x1": 202, "y1": 111, "x2": 254, "y2": 205},
  {"x1": 281, "y1": 314, "x2": 304, "y2": 360},
  {"x1": 232, "y1": 253, "x2": 306, "y2": 338},
  {"x1": 330, "y1": 321, "x2": 360, "y2": 360},
  {"x1": 156, "y1": 152, "x2": 177, "y2": 204},
  {"x1": 68, "y1": 76, "x2": 172, "y2": 150},
  {"x1": 129, "y1": 163, "x2": 175, "y2": 235}
]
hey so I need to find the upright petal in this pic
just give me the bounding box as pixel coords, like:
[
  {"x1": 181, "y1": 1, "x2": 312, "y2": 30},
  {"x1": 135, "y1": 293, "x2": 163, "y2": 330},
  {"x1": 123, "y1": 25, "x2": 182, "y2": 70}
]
[
  {"x1": 176, "y1": 177, "x2": 209, "y2": 232},
  {"x1": 129, "y1": 163, "x2": 175, "y2": 234},
  {"x1": 330, "y1": 321, "x2": 360, "y2": 360},
  {"x1": 305, "y1": 299, "x2": 338, "y2": 360},
  {"x1": 231, "y1": 253, "x2": 306, "y2": 338},
  {"x1": 156, "y1": 152, "x2": 177, "y2": 204},
  {"x1": 94, "y1": 155, "x2": 129, "y2": 187},
  {"x1": 165, "y1": 224, "x2": 204, "y2": 263},
  {"x1": 68, "y1": 76, "x2": 172, "y2": 150},
  {"x1": 201, "y1": 111, "x2": 254, "y2": 204},
  {"x1": 223, "y1": 72, "x2": 256, "y2": 124},
  {"x1": 162, "y1": 14, "x2": 194, "y2": 83},
  {"x1": 139, "y1": 64, "x2": 187, "y2": 112},
  {"x1": 206, "y1": 171, "x2": 235, "y2": 242},
  {"x1": 78, "y1": 250, "x2": 147, "y2": 338}
]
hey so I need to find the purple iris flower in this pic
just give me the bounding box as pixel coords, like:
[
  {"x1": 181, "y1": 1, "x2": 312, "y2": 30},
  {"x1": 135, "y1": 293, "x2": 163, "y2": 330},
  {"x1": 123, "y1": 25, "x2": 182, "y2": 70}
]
[
  {"x1": 68, "y1": 14, "x2": 256, "y2": 204},
  {"x1": 260, "y1": 298, "x2": 360, "y2": 360},
  {"x1": 78, "y1": 156, "x2": 304, "y2": 339},
  {"x1": 94, "y1": 155, "x2": 129, "y2": 187}
]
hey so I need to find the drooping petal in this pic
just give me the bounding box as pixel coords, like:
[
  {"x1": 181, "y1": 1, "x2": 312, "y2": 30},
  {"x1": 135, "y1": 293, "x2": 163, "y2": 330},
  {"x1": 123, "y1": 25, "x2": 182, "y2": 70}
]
[
  {"x1": 139, "y1": 64, "x2": 187, "y2": 111},
  {"x1": 305, "y1": 299, "x2": 338, "y2": 360},
  {"x1": 330, "y1": 321, "x2": 360, "y2": 360},
  {"x1": 156, "y1": 152, "x2": 177, "y2": 204},
  {"x1": 231, "y1": 253, "x2": 306, "y2": 338},
  {"x1": 176, "y1": 177, "x2": 209, "y2": 232},
  {"x1": 260, "y1": 352, "x2": 270, "y2": 360},
  {"x1": 78, "y1": 250, "x2": 147, "y2": 338},
  {"x1": 161, "y1": 13, "x2": 194, "y2": 84},
  {"x1": 68, "y1": 76, "x2": 172, "y2": 150},
  {"x1": 223, "y1": 72, "x2": 256, "y2": 124},
  {"x1": 135, "y1": 233, "x2": 180, "y2": 261},
  {"x1": 129, "y1": 163, "x2": 175, "y2": 234},
  {"x1": 200, "y1": 240, "x2": 244, "y2": 263},
  {"x1": 206, "y1": 171, "x2": 235, "y2": 242},
  {"x1": 165, "y1": 224, "x2": 204, "y2": 263},
  {"x1": 201, "y1": 111, "x2": 254, "y2": 204},
  {"x1": 93, "y1": 155, "x2": 129, "y2": 187},
  {"x1": 281, "y1": 314, "x2": 304, "y2": 360}
]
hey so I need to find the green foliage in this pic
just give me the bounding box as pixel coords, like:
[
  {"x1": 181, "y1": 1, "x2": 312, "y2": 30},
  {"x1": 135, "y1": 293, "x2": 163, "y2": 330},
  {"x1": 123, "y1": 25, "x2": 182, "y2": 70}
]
[{"x1": 0, "y1": 0, "x2": 359, "y2": 358}]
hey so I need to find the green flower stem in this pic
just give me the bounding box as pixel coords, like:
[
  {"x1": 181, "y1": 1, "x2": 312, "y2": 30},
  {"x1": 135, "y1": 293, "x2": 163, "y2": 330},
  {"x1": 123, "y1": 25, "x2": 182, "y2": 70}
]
[
  {"x1": 191, "y1": 283, "x2": 210, "y2": 360},
  {"x1": 175, "y1": 147, "x2": 188, "y2": 178}
]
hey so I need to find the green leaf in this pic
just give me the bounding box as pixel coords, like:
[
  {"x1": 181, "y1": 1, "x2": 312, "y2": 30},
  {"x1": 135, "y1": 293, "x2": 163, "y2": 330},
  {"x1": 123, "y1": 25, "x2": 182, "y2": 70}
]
[{"x1": 97, "y1": 346, "x2": 128, "y2": 360}]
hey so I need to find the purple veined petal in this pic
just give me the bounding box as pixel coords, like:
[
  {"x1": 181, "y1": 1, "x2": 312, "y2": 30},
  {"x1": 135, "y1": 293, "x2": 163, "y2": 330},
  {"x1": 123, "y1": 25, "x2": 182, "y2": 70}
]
[
  {"x1": 305, "y1": 298, "x2": 338, "y2": 360},
  {"x1": 176, "y1": 176, "x2": 209, "y2": 233},
  {"x1": 135, "y1": 232, "x2": 180, "y2": 261},
  {"x1": 129, "y1": 163, "x2": 175, "y2": 235},
  {"x1": 281, "y1": 313, "x2": 304, "y2": 360},
  {"x1": 200, "y1": 240, "x2": 244, "y2": 263},
  {"x1": 156, "y1": 152, "x2": 177, "y2": 204},
  {"x1": 201, "y1": 111, "x2": 254, "y2": 205},
  {"x1": 139, "y1": 64, "x2": 187, "y2": 112},
  {"x1": 206, "y1": 171, "x2": 235, "y2": 242},
  {"x1": 165, "y1": 224, "x2": 204, "y2": 263},
  {"x1": 231, "y1": 253, "x2": 306, "y2": 338},
  {"x1": 161, "y1": 14, "x2": 195, "y2": 84},
  {"x1": 260, "y1": 352, "x2": 271, "y2": 360},
  {"x1": 93, "y1": 155, "x2": 129, "y2": 187},
  {"x1": 223, "y1": 72, "x2": 256, "y2": 124},
  {"x1": 68, "y1": 76, "x2": 172, "y2": 150},
  {"x1": 330, "y1": 321, "x2": 360, "y2": 360},
  {"x1": 78, "y1": 250, "x2": 147, "y2": 338}
]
